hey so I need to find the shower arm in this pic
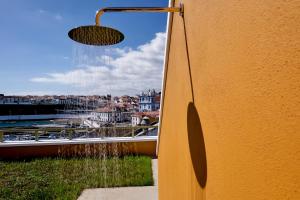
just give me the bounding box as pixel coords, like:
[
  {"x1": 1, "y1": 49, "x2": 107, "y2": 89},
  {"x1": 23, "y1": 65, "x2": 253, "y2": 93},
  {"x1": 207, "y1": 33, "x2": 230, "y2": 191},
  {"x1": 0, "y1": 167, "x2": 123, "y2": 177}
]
[{"x1": 95, "y1": 6, "x2": 184, "y2": 26}]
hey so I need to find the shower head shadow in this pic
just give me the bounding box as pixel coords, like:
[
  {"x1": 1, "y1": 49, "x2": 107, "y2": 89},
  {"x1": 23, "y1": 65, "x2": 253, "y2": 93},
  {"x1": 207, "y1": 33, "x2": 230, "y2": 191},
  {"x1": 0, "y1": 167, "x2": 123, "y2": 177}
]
[
  {"x1": 68, "y1": 25, "x2": 124, "y2": 46},
  {"x1": 68, "y1": 5, "x2": 184, "y2": 46}
]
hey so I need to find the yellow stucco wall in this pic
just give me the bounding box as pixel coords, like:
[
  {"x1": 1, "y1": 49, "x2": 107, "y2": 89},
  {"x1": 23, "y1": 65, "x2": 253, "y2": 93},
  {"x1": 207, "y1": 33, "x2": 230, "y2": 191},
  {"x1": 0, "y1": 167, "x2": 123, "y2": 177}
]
[{"x1": 158, "y1": 0, "x2": 300, "y2": 199}]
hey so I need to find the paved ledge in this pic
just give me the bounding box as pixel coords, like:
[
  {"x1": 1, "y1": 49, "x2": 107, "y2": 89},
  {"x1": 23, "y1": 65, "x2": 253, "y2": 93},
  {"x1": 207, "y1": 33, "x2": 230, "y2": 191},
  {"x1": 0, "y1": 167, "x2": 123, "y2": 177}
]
[
  {"x1": 0, "y1": 137, "x2": 157, "y2": 159},
  {"x1": 78, "y1": 159, "x2": 158, "y2": 200},
  {"x1": 0, "y1": 136, "x2": 158, "y2": 147}
]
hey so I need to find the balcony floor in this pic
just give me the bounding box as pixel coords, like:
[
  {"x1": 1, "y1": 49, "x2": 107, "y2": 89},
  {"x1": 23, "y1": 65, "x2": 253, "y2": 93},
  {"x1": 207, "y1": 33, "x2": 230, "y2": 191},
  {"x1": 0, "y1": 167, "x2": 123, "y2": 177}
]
[{"x1": 77, "y1": 159, "x2": 158, "y2": 200}]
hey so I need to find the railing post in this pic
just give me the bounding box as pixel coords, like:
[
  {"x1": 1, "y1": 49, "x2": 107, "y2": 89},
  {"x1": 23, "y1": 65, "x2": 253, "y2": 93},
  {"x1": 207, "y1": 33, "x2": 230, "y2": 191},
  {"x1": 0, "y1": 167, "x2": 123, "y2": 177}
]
[
  {"x1": 35, "y1": 130, "x2": 39, "y2": 141},
  {"x1": 0, "y1": 131, "x2": 3, "y2": 142},
  {"x1": 99, "y1": 128, "x2": 102, "y2": 139},
  {"x1": 68, "y1": 130, "x2": 73, "y2": 140},
  {"x1": 44, "y1": 129, "x2": 47, "y2": 141},
  {"x1": 131, "y1": 127, "x2": 135, "y2": 137},
  {"x1": 63, "y1": 129, "x2": 66, "y2": 139}
]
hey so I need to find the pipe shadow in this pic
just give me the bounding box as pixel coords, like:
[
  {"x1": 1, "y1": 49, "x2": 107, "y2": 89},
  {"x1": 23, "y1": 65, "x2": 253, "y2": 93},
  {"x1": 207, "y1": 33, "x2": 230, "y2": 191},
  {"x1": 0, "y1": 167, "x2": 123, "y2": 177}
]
[
  {"x1": 182, "y1": 14, "x2": 194, "y2": 103},
  {"x1": 187, "y1": 102, "x2": 207, "y2": 188}
]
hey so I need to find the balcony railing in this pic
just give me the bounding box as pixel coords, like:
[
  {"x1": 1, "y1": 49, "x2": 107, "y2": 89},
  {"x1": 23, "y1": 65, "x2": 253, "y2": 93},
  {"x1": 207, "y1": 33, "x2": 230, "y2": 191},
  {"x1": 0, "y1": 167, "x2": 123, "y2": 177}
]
[{"x1": 0, "y1": 126, "x2": 158, "y2": 143}]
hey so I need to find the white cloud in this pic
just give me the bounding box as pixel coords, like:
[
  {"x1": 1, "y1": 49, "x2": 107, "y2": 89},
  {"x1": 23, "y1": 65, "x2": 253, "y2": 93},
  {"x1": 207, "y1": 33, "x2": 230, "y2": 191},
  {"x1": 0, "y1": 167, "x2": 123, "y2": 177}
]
[
  {"x1": 54, "y1": 14, "x2": 63, "y2": 21},
  {"x1": 31, "y1": 32, "x2": 166, "y2": 95},
  {"x1": 7, "y1": 91, "x2": 58, "y2": 96},
  {"x1": 37, "y1": 9, "x2": 63, "y2": 21},
  {"x1": 38, "y1": 9, "x2": 46, "y2": 14}
]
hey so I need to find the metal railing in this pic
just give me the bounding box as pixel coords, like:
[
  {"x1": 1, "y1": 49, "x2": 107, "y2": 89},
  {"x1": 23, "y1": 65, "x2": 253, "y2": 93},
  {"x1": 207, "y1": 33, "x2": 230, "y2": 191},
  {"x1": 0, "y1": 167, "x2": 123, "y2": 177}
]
[{"x1": 0, "y1": 126, "x2": 158, "y2": 142}]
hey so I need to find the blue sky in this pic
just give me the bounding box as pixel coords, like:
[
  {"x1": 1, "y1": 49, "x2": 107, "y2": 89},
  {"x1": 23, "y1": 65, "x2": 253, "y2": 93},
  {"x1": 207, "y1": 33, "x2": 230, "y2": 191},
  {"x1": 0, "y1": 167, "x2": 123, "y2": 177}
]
[{"x1": 0, "y1": 0, "x2": 168, "y2": 95}]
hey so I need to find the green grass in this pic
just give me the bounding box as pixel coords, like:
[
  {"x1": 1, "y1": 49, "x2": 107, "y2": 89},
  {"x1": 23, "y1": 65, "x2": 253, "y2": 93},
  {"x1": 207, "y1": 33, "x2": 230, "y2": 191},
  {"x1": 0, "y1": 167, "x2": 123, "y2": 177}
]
[{"x1": 0, "y1": 156, "x2": 153, "y2": 200}]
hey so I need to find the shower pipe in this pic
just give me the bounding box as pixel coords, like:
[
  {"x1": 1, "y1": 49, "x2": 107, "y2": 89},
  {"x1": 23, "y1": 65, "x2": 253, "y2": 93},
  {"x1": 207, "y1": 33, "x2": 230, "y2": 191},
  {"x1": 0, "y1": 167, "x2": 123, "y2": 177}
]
[{"x1": 95, "y1": 6, "x2": 184, "y2": 26}]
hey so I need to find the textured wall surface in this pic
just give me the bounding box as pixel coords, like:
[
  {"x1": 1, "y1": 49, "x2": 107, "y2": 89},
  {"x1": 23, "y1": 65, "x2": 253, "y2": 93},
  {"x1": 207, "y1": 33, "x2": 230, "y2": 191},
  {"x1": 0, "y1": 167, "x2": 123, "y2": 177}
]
[{"x1": 158, "y1": 0, "x2": 300, "y2": 199}]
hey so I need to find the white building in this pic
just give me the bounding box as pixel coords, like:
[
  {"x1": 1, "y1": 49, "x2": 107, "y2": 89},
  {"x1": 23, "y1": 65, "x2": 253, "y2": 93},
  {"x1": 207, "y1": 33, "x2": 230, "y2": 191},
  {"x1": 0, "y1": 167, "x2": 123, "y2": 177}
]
[
  {"x1": 91, "y1": 106, "x2": 131, "y2": 123},
  {"x1": 132, "y1": 114, "x2": 143, "y2": 126}
]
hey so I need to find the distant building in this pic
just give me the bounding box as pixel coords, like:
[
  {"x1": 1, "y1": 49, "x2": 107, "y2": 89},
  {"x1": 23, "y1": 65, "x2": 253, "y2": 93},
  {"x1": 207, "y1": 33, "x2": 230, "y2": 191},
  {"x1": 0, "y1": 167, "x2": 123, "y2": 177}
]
[
  {"x1": 131, "y1": 111, "x2": 159, "y2": 126},
  {"x1": 106, "y1": 94, "x2": 112, "y2": 101},
  {"x1": 91, "y1": 105, "x2": 132, "y2": 123},
  {"x1": 0, "y1": 96, "x2": 31, "y2": 105},
  {"x1": 138, "y1": 89, "x2": 161, "y2": 112},
  {"x1": 0, "y1": 95, "x2": 3, "y2": 104}
]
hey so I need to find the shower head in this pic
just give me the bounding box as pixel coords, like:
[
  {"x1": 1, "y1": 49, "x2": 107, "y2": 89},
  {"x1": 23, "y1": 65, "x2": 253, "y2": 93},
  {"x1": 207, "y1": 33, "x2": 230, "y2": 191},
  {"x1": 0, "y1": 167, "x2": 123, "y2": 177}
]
[
  {"x1": 68, "y1": 5, "x2": 183, "y2": 46},
  {"x1": 68, "y1": 25, "x2": 124, "y2": 46}
]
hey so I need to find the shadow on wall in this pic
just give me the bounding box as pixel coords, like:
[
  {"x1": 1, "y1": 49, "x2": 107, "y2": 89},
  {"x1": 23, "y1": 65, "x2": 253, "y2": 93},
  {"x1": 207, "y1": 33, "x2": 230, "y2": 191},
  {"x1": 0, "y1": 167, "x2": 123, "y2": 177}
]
[{"x1": 187, "y1": 102, "x2": 207, "y2": 188}]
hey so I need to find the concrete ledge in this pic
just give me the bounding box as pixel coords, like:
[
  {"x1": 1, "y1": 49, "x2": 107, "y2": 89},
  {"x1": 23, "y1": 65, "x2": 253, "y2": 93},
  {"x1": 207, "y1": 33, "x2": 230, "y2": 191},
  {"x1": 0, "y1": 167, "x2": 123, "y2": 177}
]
[
  {"x1": 0, "y1": 136, "x2": 157, "y2": 159},
  {"x1": 0, "y1": 136, "x2": 157, "y2": 147}
]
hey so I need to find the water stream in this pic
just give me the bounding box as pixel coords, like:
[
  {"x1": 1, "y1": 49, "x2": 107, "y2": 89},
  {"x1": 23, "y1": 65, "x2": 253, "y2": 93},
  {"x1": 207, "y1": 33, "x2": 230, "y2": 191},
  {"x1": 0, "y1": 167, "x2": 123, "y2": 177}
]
[{"x1": 58, "y1": 42, "x2": 131, "y2": 188}]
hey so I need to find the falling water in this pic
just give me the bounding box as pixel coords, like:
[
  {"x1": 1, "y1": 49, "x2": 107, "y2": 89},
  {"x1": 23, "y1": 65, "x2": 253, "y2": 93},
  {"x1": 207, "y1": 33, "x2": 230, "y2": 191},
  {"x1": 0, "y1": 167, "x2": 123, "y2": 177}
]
[{"x1": 59, "y1": 39, "x2": 128, "y2": 189}]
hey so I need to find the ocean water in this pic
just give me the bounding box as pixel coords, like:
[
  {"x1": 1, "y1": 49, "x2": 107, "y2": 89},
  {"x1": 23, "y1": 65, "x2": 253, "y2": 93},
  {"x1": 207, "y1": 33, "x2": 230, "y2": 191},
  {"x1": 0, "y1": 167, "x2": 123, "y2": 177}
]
[{"x1": 0, "y1": 120, "x2": 58, "y2": 128}]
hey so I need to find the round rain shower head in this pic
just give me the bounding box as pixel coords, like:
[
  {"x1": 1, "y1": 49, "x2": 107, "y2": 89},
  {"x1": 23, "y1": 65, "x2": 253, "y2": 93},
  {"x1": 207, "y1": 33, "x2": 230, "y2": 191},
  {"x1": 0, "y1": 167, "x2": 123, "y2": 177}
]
[{"x1": 68, "y1": 25, "x2": 124, "y2": 46}]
